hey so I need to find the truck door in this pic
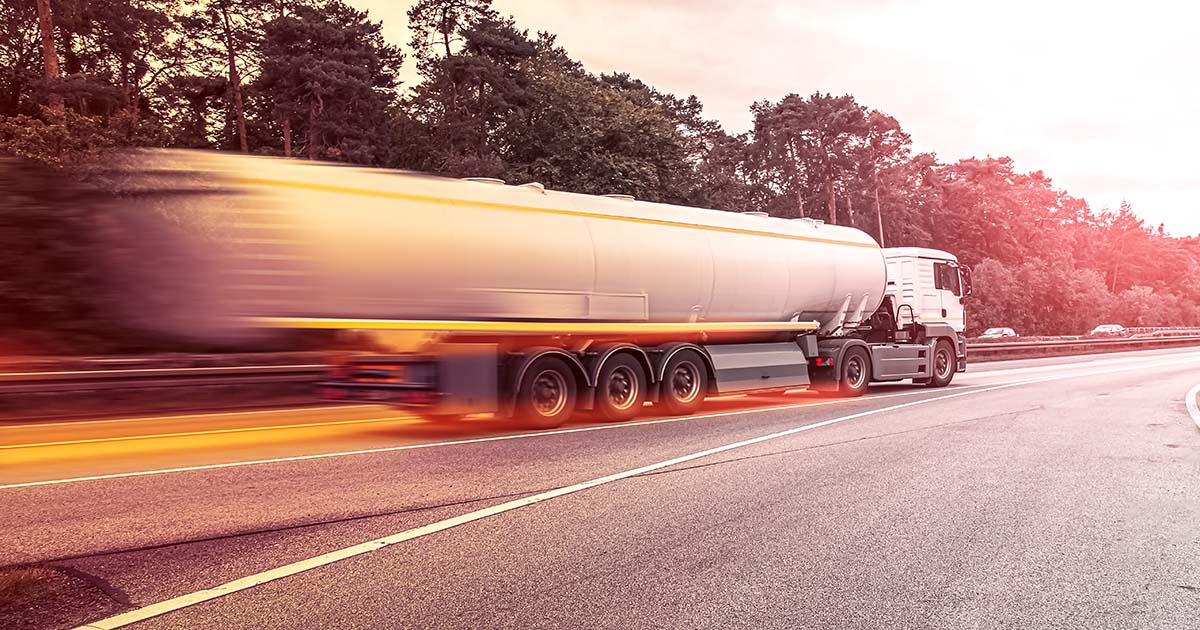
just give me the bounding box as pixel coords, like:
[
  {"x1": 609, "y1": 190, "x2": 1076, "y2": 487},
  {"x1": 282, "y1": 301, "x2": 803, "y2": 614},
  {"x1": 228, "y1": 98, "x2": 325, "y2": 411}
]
[
  {"x1": 920, "y1": 259, "x2": 941, "y2": 324},
  {"x1": 932, "y1": 261, "x2": 965, "y2": 332}
]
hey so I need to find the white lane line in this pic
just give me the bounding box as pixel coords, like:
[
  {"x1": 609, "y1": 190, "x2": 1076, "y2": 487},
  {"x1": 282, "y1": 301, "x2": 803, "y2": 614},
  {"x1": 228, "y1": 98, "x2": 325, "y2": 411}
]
[
  {"x1": 0, "y1": 404, "x2": 375, "y2": 431},
  {"x1": 0, "y1": 415, "x2": 416, "y2": 450},
  {"x1": 12, "y1": 354, "x2": 1200, "y2": 492},
  {"x1": 77, "y1": 356, "x2": 1200, "y2": 630},
  {"x1": 1187, "y1": 383, "x2": 1200, "y2": 431},
  {"x1": 2, "y1": 388, "x2": 948, "y2": 491},
  {"x1": 75, "y1": 382, "x2": 1013, "y2": 630}
]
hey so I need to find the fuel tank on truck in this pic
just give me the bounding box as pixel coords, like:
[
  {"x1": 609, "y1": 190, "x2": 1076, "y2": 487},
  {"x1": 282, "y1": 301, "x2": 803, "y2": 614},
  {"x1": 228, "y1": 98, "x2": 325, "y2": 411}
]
[{"x1": 96, "y1": 150, "x2": 887, "y2": 344}]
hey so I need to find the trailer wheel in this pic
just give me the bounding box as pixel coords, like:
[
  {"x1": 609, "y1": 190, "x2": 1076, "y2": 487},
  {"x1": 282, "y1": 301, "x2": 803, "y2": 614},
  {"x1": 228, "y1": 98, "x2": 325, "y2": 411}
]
[
  {"x1": 839, "y1": 347, "x2": 871, "y2": 397},
  {"x1": 513, "y1": 356, "x2": 577, "y2": 429},
  {"x1": 593, "y1": 353, "x2": 648, "y2": 422},
  {"x1": 926, "y1": 340, "x2": 956, "y2": 388},
  {"x1": 660, "y1": 350, "x2": 708, "y2": 415}
]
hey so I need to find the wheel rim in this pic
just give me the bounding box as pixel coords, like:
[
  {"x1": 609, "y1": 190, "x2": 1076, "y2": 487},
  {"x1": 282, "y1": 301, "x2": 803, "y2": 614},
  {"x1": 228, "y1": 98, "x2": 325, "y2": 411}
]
[
  {"x1": 935, "y1": 348, "x2": 953, "y2": 379},
  {"x1": 671, "y1": 361, "x2": 701, "y2": 403},
  {"x1": 531, "y1": 369, "x2": 568, "y2": 417},
  {"x1": 845, "y1": 355, "x2": 867, "y2": 390},
  {"x1": 606, "y1": 365, "x2": 639, "y2": 411}
]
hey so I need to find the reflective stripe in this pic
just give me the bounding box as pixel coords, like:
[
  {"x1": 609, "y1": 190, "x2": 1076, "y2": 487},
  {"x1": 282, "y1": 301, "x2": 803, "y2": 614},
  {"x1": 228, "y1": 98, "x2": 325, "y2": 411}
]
[{"x1": 250, "y1": 318, "x2": 821, "y2": 334}]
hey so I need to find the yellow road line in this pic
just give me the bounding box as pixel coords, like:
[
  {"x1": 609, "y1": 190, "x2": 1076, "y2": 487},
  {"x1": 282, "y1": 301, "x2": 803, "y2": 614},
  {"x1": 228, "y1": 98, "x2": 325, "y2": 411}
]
[
  {"x1": 230, "y1": 176, "x2": 881, "y2": 250},
  {"x1": 0, "y1": 415, "x2": 414, "y2": 450},
  {"x1": 0, "y1": 364, "x2": 323, "y2": 378},
  {"x1": 0, "y1": 404, "x2": 372, "y2": 431}
]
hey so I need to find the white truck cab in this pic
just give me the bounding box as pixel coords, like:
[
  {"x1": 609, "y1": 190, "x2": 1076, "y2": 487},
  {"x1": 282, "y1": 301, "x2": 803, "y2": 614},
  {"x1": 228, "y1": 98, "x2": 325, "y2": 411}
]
[{"x1": 882, "y1": 247, "x2": 972, "y2": 334}]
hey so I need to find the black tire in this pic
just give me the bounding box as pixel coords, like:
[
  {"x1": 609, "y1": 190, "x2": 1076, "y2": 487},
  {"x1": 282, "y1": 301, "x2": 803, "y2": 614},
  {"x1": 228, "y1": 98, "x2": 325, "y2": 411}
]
[
  {"x1": 513, "y1": 356, "x2": 577, "y2": 429},
  {"x1": 838, "y1": 347, "x2": 871, "y2": 397},
  {"x1": 660, "y1": 349, "x2": 708, "y2": 415},
  {"x1": 593, "y1": 353, "x2": 648, "y2": 422},
  {"x1": 927, "y1": 339, "x2": 956, "y2": 388}
]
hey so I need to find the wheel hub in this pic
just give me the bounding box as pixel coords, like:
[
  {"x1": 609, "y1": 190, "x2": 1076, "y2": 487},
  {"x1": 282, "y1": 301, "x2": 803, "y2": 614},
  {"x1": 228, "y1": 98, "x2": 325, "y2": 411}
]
[
  {"x1": 531, "y1": 370, "x2": 567, "y2": 416},
  {"x1": 671, "y1": 363, "x2": 700, "y2": 403},
  {"x1": 607, "y1": 365, "x2": 638, "y2": 411}
]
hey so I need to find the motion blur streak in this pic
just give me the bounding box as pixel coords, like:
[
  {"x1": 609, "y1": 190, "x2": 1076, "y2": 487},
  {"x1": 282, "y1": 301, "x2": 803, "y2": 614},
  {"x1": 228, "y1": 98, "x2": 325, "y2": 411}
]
[
  {"x1": 0, "y1": 414, "x2": 411, "y2": 450},
  {"x1": 8, "y1": 351, "x2": 1199, "y2": 491},
  {"x1": 0, "y1": 388, "x2": 936, "y2": 490},
  {"x1": 0, "y1": 404, "x2": 366, "y2": 431}
]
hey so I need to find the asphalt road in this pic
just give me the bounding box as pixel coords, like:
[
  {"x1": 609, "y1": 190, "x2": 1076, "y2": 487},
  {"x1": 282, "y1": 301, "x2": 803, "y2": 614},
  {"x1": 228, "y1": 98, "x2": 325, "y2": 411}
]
[{"x1": 2, "y1": 348, "x2": 1199, "y2": 629}]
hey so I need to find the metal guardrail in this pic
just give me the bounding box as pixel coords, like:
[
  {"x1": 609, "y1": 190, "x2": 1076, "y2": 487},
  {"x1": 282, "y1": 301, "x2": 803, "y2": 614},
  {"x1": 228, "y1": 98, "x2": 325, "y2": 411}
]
[
  {"x1": 968, "y1": 335, "x2": 1200, "y2": 361},
  {"x1": 2, "y1": 336, "x2": 1199, "y2": 394}
]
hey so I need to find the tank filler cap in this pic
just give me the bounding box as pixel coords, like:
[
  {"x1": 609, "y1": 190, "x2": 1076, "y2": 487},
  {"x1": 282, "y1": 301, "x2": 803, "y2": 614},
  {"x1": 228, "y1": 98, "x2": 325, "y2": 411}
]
[
  {"x1": 518, "y1": 182, "x2": 546, "y2": 194},
  {"x1": 603, "y1": 194, "x2": 636, "y2": 201},
  {"x1": 742, "y1": 211, "x2": 769, "y2": 217},
  {"x1": 463, "y1": 177, "x2": 506, "y2": 186}
]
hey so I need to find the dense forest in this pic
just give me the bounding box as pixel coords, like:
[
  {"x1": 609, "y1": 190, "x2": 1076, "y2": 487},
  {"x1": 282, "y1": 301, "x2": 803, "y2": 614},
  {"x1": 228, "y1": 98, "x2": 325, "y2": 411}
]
[{"x1": 2, "y1": 0, "x2": 1198, "y2": 352}]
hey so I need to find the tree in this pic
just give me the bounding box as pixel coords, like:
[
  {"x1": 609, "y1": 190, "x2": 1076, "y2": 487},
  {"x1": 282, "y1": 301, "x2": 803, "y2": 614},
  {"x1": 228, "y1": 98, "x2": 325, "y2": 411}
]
[
  {"x1": 856, "y1": 110, "x2": 910, "y2": 245},
  {"x1": 255, "y1": 0, "x2": 401, "y2": 161},
  {"x1": 0, "y1": 0, "x2": 39, "y2": 116},
  {"x1": 175, "y1": 0, "x2": 298, "y2": 152},
  {"x1": 407, "y1": 0, "x2": 493, "y2": 59},
  {"x1": 488, "y1": 33, "x2": 704, "y2": 202},
  {"x1": 749, "y1": 93, "x2": 869, "y2": 223}
]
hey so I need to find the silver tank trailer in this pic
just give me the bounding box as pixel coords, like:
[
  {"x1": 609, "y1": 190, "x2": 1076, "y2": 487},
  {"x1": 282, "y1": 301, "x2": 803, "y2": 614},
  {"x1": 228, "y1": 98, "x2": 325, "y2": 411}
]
[{"x1": 101, "y1": 151, "x2": 887, "y2": 342}]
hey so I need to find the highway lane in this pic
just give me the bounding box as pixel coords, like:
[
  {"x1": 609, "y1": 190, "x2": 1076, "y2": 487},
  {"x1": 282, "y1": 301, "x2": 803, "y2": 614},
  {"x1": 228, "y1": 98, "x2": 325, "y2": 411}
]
[
  {"x1": 2, "y1": 348, "x2": 1199, "y2": 629},
  {"x1": 3, "y1": 346, "x2": 1197, "y2": 485}
]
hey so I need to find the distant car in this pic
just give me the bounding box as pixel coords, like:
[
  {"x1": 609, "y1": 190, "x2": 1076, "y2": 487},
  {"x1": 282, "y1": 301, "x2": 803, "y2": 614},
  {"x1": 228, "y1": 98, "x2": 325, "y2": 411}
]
[
  {"x1": 978, "y1": 327, "x2": 1018, "y2": 339},
  {"x1": 1088, "y1": 324, "x2": 1128, "y2": 337}
]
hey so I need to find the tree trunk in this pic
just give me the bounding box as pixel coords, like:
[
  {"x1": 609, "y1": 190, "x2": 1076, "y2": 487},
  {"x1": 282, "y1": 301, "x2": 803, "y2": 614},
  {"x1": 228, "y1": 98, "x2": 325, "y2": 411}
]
[
  {"x1": 282, "y1": 117, "x2": 292, "y2": 157},
  {"x1": 221, "y1": 4, "x2": 249, "y2": 153},
  {"x1": 874, "y1": 182, "x2": 886, "y2": 247},
  {"x1": 61, "y1": 30, "x2": 87, "y2": 112},
  {"x1": 307, "y1": 100, "x2": 319, "y2": 160},
  {"x1": 34, "y1": 0, "x2": 63, "y2": 112},
  {"x1": 794, "y1": 186, "x2": 805, "y2": 218},
  {"x1": 825, "y1": 174, "x2": 837, "y2": 225},
  {"x1": 191, "y1": 96, "x2": 207, "y2": 143},
  {"x1": 477, "y1": 76, "x2": 486, "y2": 155},
  {"x1": 846, "y1": 190, "x2": 854, "y2": 227}
]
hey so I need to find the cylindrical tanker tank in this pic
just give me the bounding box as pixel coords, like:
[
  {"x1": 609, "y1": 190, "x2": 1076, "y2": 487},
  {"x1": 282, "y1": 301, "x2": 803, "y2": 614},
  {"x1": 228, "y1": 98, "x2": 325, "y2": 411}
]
[{"x1": 96, "y1": 150, "x2": 886, "y2": 343}]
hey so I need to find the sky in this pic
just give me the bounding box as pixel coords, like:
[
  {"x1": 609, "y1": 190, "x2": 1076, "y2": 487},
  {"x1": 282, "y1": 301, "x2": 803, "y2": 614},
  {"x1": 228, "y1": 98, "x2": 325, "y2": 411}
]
[{"x1": 354, "y1": 0, "x2": 1200, "y2": 237}]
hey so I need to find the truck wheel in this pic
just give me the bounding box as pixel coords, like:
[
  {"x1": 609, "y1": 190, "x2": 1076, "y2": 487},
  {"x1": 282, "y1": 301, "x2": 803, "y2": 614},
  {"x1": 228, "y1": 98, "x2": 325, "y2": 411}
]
[
  {"x1": 660, "y1": 350, "x2": 708, "y2": 415},
  {"x1": 513, "y1": 356, "x2": 577, "y2": 429},
  {"x1": 926, "y1": 340, "x2": 956, "y2": 388},
  {"x1": 593, "y1": 354, "x2": 647, "y2": 422},
  {"x1": 839, "y1": 347, "x2": 871, "y2": 397}
]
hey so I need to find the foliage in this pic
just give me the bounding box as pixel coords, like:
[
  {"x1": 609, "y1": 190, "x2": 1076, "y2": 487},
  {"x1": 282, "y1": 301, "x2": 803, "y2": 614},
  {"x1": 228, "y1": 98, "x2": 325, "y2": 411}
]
[{"x1": 0, "y1": 0, "x2": 1197, "y2": 349}]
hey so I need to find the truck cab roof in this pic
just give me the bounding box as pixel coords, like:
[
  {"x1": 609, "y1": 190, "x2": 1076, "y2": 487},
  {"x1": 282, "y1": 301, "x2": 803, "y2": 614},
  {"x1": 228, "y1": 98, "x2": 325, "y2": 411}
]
[{"x1": 882, "y1": 247, "x2": 959, "y2": 262}]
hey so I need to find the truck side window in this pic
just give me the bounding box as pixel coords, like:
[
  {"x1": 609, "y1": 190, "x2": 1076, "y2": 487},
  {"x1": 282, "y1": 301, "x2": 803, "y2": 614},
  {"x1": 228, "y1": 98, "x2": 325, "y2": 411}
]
[{"x1": 934, "y1": 262, "x2": 962, "y2": 297}]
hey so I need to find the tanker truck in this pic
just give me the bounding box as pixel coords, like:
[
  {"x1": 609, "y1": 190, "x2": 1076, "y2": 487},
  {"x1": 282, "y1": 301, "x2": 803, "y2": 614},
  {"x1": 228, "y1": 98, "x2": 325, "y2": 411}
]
[{"x1": 94, "y1": 151, "x2": 970, "y2": 428}]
